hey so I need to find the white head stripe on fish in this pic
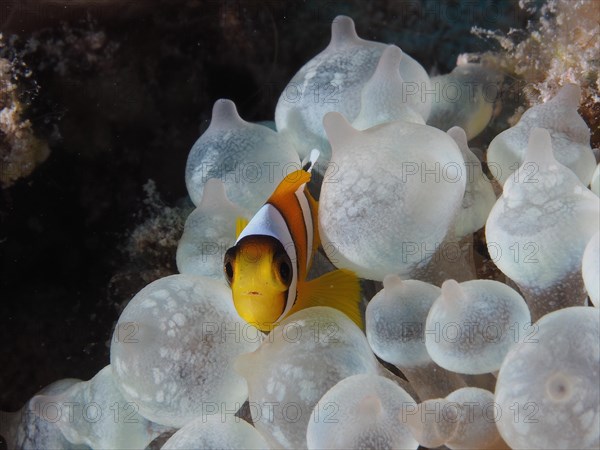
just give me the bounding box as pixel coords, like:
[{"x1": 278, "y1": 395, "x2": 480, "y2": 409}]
[
  {"x1": 235, "y1": 203, "x2": 298, "y2": 320},
  {"x1": 297, "y1": 148, "x2": 319, "y2": 270}
]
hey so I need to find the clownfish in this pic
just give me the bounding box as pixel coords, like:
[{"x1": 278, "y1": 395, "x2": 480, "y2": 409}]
[{"x1": 223, "y1": 150, "x2": 362, "y2": 332}]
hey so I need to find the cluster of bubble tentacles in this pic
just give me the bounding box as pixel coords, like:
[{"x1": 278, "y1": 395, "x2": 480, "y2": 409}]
[{"x1": 1, "y1": 15, "x2": 599, "y2": 450}]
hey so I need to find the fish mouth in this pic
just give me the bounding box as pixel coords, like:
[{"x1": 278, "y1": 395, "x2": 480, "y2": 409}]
[{"x1": 246, "y1": 291, "x2": 262, "y2": 296}]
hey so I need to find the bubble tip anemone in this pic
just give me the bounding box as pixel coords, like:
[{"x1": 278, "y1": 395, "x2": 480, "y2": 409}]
[
  {"x1": 323, "y1": 111, "x2": 358, "y2": 150},
  {"x1": 441, "y1": 279, "x2": 464, "y2": 302},
  {"x1": 446, "y1": 126, "x2": 469, "y2": 152},
  {"x1": 524, "y1": 127, "x2": 556, "y2": 166},
  {"x1": 382, "y1": 274, "x2": 404, "y2": 291},
  {"x1": 553, "y1": 83, "x2": 582, "y2": 109},
  {"x1": 376, "y1": 45, "x2": 403, "y2": 77},
  {"x1": 329, "y1": 15, "x2": 361, "y2": 48},
  {"x1": 209, "y1": 98, "x2": 246, "y2": 130}
]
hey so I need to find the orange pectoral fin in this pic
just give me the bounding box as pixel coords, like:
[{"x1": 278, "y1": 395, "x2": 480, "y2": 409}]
[{"x1": 296, "y1": 269, "x2": 363, "y2": 329}]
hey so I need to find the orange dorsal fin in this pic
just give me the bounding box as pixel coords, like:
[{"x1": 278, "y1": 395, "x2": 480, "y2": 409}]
[
  {"x1": 268, "y1": 170, "x2": 311, "y2": 203},
  {"x1": 235, "y1": 216, "x2": 249, "y2": 239},
  {"x1": 295, "y1": 269, "x2": 363, "y2": 329}
]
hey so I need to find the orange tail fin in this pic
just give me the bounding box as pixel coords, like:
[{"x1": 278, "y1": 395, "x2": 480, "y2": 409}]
[{"x1": 297, "y1": 269, "x2": 363, "y2": 329}]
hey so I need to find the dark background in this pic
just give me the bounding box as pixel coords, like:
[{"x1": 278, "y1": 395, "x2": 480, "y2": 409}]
[{"x1": 0, "y1": 0, "x2": 530, "y2": 417}]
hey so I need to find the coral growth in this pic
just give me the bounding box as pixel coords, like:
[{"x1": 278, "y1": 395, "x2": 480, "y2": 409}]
[
  {"x1": 470, "y1": 0, "x2": 600, "y2": 147},
  {"x1": 0, "y1": 49, "x2": 49, "y2": 187},
  {"x1": 124, "y1": 180, "x2": 186, "y2": 282}
]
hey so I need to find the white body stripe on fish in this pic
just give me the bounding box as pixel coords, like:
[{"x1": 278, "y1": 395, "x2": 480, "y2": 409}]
[{"x1": 295, "y1": 188, "x2": 313, "y2": 271}]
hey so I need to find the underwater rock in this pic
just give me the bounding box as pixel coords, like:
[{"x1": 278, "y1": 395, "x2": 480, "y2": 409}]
[
  {"x1": 0, "y1": 379, "x2": 89, "y2": 450},
  {"x1": 487, "y1": 84, "x2": 596, "y2": 186},
  {"x1": 275, "y1": 15, "x2": 431, "y2": 162},
  {"x1": 366, "y1": 275, "x2": 466, "y2": 400},
  {"x1": 495, "y1": 306, "x2": 600, "y2": 449},
  {"x1": 486, "y1": 128, "x2": 600, "y2": 320},
  {"x1": 30, "y1": 366, "x2": 168, "y2": 449},
  {"x1": 161, "y1": 416, "x2": 269, "y2": 450},
  {"x1": 352, "y1": 45, "x2": 425, "y2": 130},
  {"x1": 427, "y1": 63, "x2": 502, "y2": 140},
  {"x1": 426, "y1": 279, "x2": 530, "y2": 374},
  {"x1": 235, "y1": 306, "x2": 379, "y2": 449},
  {"x1": 319, "y1": 112, "x2": 465, "y2": 281},
  {"x1": 306, "y1": 374, "x2": 418, "y2": 450},
  {"x1": 110, "y1": 274, "x2": 260, "y2": 428},
  {"x1": 176, "y1": 179, "x2": 248, "y2": 279},
  {"x1": 447, "y1": 126, "x2": 496, "y2": 237},
  {"x1": 582, "y1": 231, "x2": 599, "y2": 307},
  {"x1": 185, "y1": 99, "x2": 300, "y2": 213}
]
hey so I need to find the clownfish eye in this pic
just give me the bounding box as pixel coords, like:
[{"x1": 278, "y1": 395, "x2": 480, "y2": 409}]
[
  {"x1": 223, "y1": 248, "x2": 236, "y2": 285},
  {"x1": 225, "y1": 262, "x2": 234, "y2": 280},
  {"x1": 274, "y1": 252, "x2": 292, "y2": 285},
  {"x1": 279, "y1": 261, "x2": 290, "y2": 283}
]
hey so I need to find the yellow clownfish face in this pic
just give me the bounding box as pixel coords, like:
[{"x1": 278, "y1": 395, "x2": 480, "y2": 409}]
[{"x1": 224, "y1": 236, "x2": 294, "y2": 331}]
